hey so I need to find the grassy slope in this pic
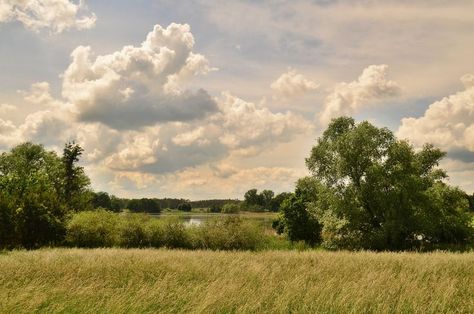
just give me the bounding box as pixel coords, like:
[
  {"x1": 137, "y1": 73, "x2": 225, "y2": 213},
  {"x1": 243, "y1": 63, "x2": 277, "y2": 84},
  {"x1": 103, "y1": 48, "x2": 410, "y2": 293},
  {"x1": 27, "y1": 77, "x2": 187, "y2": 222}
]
[{"x1": 1, "y1": 249, "x2": 473, "y2": 313}]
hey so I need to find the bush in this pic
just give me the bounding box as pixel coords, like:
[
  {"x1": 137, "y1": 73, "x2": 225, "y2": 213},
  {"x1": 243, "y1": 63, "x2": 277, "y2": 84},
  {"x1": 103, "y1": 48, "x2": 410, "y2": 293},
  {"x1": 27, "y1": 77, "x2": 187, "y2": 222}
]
[
  {"x1": 221, "y1": 203, "x2": 240, "y2": 214},
  {"x1": 66, "y1": 210, "x2": 119, "y2": 247},
  {"x1": 65, "y1": 211, "x2": 269, "y2": 251},
  {"x1": 146, "y1": 219, "x2": 165, "y2": 247},
  {"x1": 118, "y1": 213, "x2": 150, "y2": 248},
  {"x1": 161, "y1": 218, "x2": 192, "y2": 248},
  {"x1": 194, "y1": 217, "x2": 263, "y2": 250}
]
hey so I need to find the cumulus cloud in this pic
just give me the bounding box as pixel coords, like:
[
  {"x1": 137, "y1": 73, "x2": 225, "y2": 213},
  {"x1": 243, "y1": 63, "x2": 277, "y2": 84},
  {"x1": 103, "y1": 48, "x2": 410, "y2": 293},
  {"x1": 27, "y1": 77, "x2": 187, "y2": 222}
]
[
  {"x1": 0, "y1": 0, "x2": 96, "y2": 33},
  {"x1": 106, "y1": 92, "x2": 312, "y2": 173},
  {"x1": 62, "y1": 23, "x2": 217, "y2": 130},
  {"x1": 319, "y1": 65, "x2": 401, "y2": 125},
  {"x1": 0, "y1": 22, "x2": 315, "y2": 197},
  {"x1": 215, "y1": 92, "x2": 312, "y2": 152},
  {"x1": 398, "y1": 74, "x2": 474, "y2": 153},
  {"x1": 271, "y1": 69, "x2": 319, "y2": 99},
  {"x1": 0, "y1": 103, "x2": 15, "y2": 114}
]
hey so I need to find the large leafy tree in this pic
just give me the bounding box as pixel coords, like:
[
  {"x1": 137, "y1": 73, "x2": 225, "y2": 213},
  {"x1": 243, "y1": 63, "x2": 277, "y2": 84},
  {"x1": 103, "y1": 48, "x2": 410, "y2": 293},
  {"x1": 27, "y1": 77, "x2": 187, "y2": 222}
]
[
  {"x1": 0, "y1": 142, "x2": 91, "y2": 248},
  {"x1": 305, "y1": 117, "x2": 473, "y2": 250}
]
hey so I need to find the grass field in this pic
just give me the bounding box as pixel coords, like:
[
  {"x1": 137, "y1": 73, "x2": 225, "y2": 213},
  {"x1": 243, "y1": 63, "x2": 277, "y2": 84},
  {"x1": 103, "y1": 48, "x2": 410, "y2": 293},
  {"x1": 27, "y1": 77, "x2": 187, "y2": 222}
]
[{"x1": 1, "y1": 249, "x2": 473, "y2": 313}]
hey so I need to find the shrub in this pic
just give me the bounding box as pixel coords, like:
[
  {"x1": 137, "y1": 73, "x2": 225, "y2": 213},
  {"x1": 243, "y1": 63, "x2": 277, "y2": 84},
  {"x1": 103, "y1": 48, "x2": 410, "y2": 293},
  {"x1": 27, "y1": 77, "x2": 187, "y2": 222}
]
[
  {"x1": 146, "y1": 219, "x2": 165, "y2": 248},
  {"x1": 161, "y1": 218, "x2": 192, "y2": 248},
  {"x1": 118, "y1": 213, "x2": 150, "y2": 248},
  {"x1": 221, "y1": 203, "x2": 240, "y2": 214},
  {"x1": 66, "y1": 210, "x2": 119, "y2": 247},
  {"x1": 195, "y1": 217, "x2": 263, "y2": 250},
  {"x1": 65, "y1": 212, "x2": 269, "y2": 251}
]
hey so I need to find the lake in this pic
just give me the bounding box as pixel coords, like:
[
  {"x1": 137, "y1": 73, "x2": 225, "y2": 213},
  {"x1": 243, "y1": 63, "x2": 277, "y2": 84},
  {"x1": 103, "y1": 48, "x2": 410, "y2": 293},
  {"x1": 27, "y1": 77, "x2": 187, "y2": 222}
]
[{"x1": 150, "y1": 212, "x2": 278, "y2": 228}]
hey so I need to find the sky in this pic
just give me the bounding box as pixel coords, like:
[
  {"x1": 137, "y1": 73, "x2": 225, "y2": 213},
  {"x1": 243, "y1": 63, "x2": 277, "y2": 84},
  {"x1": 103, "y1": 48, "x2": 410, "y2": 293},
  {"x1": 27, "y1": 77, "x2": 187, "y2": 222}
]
[{"x1": 0, "y1": 0, "x2": 474, "y2": 199}]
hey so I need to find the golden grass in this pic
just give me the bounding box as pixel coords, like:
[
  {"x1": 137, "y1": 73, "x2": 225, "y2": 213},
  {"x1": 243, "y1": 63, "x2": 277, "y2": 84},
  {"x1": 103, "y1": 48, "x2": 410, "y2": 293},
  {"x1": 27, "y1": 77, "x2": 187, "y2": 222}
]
[{"x1": 0, "y1": 249, "x2": 473, "y2": 313}]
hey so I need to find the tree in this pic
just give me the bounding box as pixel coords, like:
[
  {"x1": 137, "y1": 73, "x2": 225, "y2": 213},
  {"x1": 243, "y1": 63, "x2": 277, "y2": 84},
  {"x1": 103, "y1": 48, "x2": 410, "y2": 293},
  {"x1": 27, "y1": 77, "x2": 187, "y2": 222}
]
[
  {"x1": 273, "y1": 178, "x2": 322, "y2": 244},
  {"x1": 305, "y1": 117, "x2": 473, "y2": 250},
  {"x1": 127, "y1": 198, "x2": 160, "y2": 213},
  {"x1": 270, "y1": 192, "x2": 292, "y2": 212},
  {"x1": 91, "y1": 192, "x2": 112, "y2": 209},
  {"x1": 278, "y1": 194, "x2": 321, "y2": 244},
  {"x1": 177, "y1": 202, "x2": 192, "y2": 212},
  {"x1": 260, "y1": 190, "x2": 275, "y2": 209},
  {"x1": 62, "y1": 141, "x2": 91, "y2": 211},
  {"x1": 467, "y1": 193, "x2": 474, "y2": 212},
  {"x1": 243, "y1": 188, "x2": 265, "y2": 211},
  {"x1": 0, "y1": 142, "x2": 87, "y2": 248}
]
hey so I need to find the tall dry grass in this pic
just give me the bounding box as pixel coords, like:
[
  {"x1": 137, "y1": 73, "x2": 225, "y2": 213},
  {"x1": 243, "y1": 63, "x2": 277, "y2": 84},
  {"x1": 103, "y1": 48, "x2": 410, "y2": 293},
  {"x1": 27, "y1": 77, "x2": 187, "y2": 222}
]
[{"x1": 0, "y1": 249, "x2": 473, "y2": 313}]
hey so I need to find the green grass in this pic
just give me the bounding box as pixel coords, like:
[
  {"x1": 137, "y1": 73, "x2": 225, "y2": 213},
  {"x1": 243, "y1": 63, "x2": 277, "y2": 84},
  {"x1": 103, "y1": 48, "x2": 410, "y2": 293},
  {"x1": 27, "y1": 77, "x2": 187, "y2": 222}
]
[{"x1": 1, "y1": 249, "x2": 473, "y2": 313}]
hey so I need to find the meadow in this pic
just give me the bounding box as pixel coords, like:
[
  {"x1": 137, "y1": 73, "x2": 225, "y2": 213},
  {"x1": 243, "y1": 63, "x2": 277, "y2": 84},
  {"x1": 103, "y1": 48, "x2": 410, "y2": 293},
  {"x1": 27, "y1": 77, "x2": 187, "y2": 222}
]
[{"x1": 1, "y1": 248, "x2": 473, "y2": 313}]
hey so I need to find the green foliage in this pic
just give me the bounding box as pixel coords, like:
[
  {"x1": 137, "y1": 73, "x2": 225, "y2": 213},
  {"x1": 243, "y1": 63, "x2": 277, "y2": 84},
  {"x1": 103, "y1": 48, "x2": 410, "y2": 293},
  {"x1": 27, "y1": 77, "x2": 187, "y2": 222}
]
[
  {"x1": 279, "y1": 194, "x2": 321, "y2": 245},
  {"x1": 244, "y1": 189, "x2": 263, "y2": 209},
  {"x1": 127, "y1": 198, "x2": 160, "y2": 213},
  {"x1": 64, "y1": 211, "x2": 269, "y2": 250},
  {"x1": 62, "y1": 142, "x2": 91, "y2": 211},
  {"x1": 194, "y1": 217, "x2": 263, "y2": 250},
  {"x1": 305, "y1": 117, "x2": 473, "y2": 250},
  {"x1": 91, "y1": 192, "x2": 112, "y2": 210},
  {"x1": 0, "y1": 142, "x2": 91, "y2": 248},
  {"x1": 66, "y1": 210, "x2": 119, "y2": 247},
  {"x1": 269, "y1": 192, "x2": 292, "y2": 212},
  {"x1": 221, "y1": 203, "x2": 240, "y2": 213},
  {"x1": 243, "y1": 188, "x2": 291, "y2": 212},
  {"x1": 177, "y1": 202, "x2": 192, "y2": 212},
  {"x1": 209, "y1": 204, "x2": 222, "y2": 213},
  {"x1": 118, "y1": 213, "x2": 150, "y2": 248}
]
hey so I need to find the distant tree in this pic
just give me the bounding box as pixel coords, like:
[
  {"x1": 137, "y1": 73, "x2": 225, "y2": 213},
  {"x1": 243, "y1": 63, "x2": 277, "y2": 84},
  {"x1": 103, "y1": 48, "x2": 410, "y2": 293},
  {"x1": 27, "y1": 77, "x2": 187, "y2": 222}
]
[
  {"x1": 91, "y1": 192, "x2": 112, "y2": 209},
  {"x1": 260, "y1": 190, "x2": 275, "y2": 209},
  {"x1": 177, "y1": 202, "x2": 192, "y2": 212},
  {"x1": 127, "y1": 198, "x2": 160, "y2": 213},
  {"x1": 269, "y1": 192, "x2": 292, "y2": 212},
  {"x1": 110, "y1": 195, "x2": 125, "y2": 212},
  {"x1": 243, "y1": 189, "x2": 265, "y2": 211},
  {"x1": 209, "y1": 204, "x2": 221, "y2": 213}
]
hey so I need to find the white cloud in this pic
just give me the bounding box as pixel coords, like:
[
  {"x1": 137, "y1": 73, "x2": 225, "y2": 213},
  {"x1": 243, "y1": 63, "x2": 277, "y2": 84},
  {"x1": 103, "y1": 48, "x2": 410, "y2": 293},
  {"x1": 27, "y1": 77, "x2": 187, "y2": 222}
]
[
  {"x1": 62, "y1": 23, "x2": 217, "y2": 130},
  {"x1": 0, "y1": 0, "x2": 96, "y2": 33},
  {"x1": 271, "y1": 69, "x2": 319, "y2": 99},
  {"x1": 172, "y1": 126, "x2": 209, "y2": 147},
  {"x1": 216, "y1": 92, "x2": 312, "y2": 152},
  {"x1": 0, "y1": 103, "x2": 15, "y2": 114},
  {"x1": 398, "y1": 74, "x2": 474, "y2": 153},
  {"x1": 319, "y1": 64, "x2": 401, "y2": 125}
]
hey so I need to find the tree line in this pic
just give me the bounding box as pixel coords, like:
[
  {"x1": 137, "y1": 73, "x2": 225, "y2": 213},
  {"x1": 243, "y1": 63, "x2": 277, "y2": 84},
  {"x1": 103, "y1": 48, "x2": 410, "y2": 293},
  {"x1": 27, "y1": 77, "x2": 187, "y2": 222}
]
[{"x1": 90, "y1": 192, "x2": 242, "y2": 213}]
